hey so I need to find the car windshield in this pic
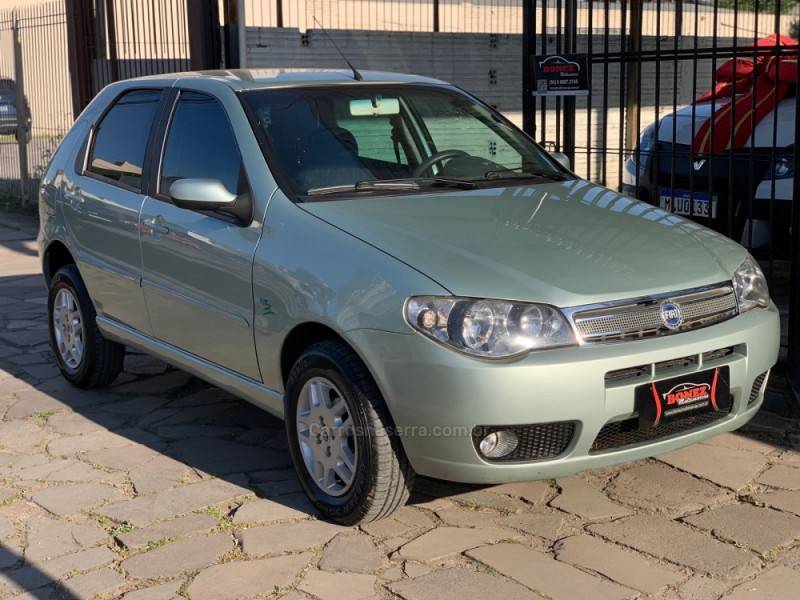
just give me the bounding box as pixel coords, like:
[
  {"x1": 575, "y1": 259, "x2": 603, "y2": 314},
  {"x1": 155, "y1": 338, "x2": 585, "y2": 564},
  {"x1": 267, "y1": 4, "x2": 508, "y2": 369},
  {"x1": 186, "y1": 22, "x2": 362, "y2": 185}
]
[{"x1": 241, "y1": 84, "x2": 568, "y2": 198}]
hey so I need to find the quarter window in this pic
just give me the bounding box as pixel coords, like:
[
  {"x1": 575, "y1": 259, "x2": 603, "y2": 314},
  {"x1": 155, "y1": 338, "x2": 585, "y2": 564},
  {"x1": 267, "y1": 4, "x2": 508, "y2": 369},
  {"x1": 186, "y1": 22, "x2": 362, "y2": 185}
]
[
  {"x1": 87, "y1": 89, "x2": 161, "y2": 190},
  {"x1": 160, "y1": 91, "x2": 244, "y2": 197}
]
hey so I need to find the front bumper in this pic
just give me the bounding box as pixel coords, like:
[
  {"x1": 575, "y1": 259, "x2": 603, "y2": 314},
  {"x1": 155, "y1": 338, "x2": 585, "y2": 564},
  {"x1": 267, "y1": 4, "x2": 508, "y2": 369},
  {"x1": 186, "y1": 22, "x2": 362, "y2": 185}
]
[{"x1": 347, "y1": 303, "x2": 779, "y2": 484}]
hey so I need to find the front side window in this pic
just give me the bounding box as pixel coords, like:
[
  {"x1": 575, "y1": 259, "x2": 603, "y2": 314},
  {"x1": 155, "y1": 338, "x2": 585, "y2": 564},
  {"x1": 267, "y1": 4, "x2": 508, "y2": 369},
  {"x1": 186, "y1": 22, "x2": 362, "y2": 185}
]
[
  {"x1": 87, "y1": 89, "x2": 161, "y2": 190},
  {"x1": 241, "y1": 84, "x2": 566, "y2": 198},
  {"x1": 160, "y1": 91, "x2": 245, "y2": 197}
]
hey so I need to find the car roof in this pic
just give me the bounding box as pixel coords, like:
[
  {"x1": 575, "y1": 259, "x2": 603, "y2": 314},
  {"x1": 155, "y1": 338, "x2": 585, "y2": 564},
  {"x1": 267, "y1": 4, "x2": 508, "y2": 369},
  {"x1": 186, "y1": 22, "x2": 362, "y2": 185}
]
[{"x1": 128, "y1": 68, "x2": 450, "y2": 91}]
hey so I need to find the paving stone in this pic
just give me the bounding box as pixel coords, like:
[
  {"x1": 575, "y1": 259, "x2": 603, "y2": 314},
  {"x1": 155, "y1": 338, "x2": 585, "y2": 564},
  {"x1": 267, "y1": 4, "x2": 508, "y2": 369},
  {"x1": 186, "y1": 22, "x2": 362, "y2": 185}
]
[
  {"x1": 5, "y1": 389, "x2": 72, "y2": 419},
  {"x1": 360, "y1": 515, "x2": 421, "y2": 540},
  {"x1": 238, "y1": 519, "x2": 346, "y2": 555},
  {"x1": 452, "y1": 490, "x2": 529, "y2": 513},
  {"x1": 117, "y1": 513, "x2": 219, "y2": 550},
  {"x1": 299, "y1": 569, "x2": 377, "y2": 600},
  {"x1": 130, "y1": 455, "x2": 193, "y2": 495},
  {"x1": 502, "y1": 510, "x2": 573, "y2": 541},
  {"x1": 101, "y1": 395, "x2": 172, "y2": 416},
  {"x1": 658, "y1": 444, "x2": 768, "y2": 490},
  {"x1": 83, "y1": 444, "x2": 162, "y2": 471},
  {"x1": 122, "y1": 580, "x2": 184, "y2": 600},
  {"x1": 99, "y1": 477, "x2": 249, "y2": 526},
  {"x1": 47, "y1": 411, "x2": 125, "y2": 435},
  {"x1": 62, "y1": 567, "x2": 126, "y2": 598},
  {"x1": 702, "y1": 432, "x2": 777, "y2": 455},
  {"x1": 551, "y1": 477, "x2": 631, "y2": 520},
  {"x1": 122, "y1": 533, "x2": 233, "y2": 579},
  {"x1": 0, "y1": 547, "x2": 116, "y2": 596},
  {"x1": 590, "y1": 515, "x2": 760, "y2": 578},
  {"x1": 554, "y1": 535, "x2": 684, "y2": 594},
  {"x1": 186, "y1": 553, "x2": 312, "y2": 600},
  {"x1": 0, "y1": 536, "x2": 23, "y2": 569},
  {"x1": 757, "y1": 464, "x2": 800, "y2": 490},
  {"x1": 18, "y1": 458, "x2": 113, "y2": 484},
  {"x1": 389, "y1": 567, "x2": 535, "y2": 600},
  {"x1": 29, "y1": 482, "x2": 118, "y2": 516},
  {"x1": 725, "y1": 566, "x2": 800, "y2": 600},
  {"x1": 25, "y1": 516, "x2": 107, "y2": 561},
  {"x1": 683, "y1": 503, "x2": 800, "y2": 554},
  {"x1": 255, "y1": 478, "x2": 304, "y2": 497},
  {"x1": 397, "y1": 526, "x2": 520, "y2": 562},
  {"x1": 435, "y1": 506, "x2": 507, "y2": 528},
  {"x1": 233, "y1": 495, "x2": 316, "y2": 524},
  {"x1": 486, "y1": 480, "x2": 554, "y2": 504},
  {"x1": 0, "y1": 420, "x2": 48, "y2": 452},
  {"x1": 114, "y1": 370, "x2": 193, "y2": 395},
  {"x1": 677, "y1": 575, "x2": 735, "y2": 600},
  {"x1": 467, "y1": 543, "x2": 633, "y2": 600},
  {"x1": 166, "y1": 437, "x2": 291, "y2": 476},
  {"x1": 753, "y1": 490, "x2": 800, "y2": 517},
  {"x1": 48, "y1": 428, "x2": 165, "y2": 457},
  {"x1": 607, "y1": 462, "x2": 730, "y2": 516},
  {"x1": 319, "y1": 533, "x2": 384, "y2": 573}
]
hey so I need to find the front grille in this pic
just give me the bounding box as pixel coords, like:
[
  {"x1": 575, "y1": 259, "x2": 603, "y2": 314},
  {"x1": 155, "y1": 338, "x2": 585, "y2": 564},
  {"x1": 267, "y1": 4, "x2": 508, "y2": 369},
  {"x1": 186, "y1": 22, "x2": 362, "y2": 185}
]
[
  {"x1": 591, "y1": 409, "x2": 729, "y2": 453},
  {"x1": 473, "y1": 422, "x2": 576, "y2": 462},
  {"x1": 570, "y1": 284, "x2": 738, "y2": 344},
  {"x1": 748, "y1": 371, "x2": 768, "y2": 406}
]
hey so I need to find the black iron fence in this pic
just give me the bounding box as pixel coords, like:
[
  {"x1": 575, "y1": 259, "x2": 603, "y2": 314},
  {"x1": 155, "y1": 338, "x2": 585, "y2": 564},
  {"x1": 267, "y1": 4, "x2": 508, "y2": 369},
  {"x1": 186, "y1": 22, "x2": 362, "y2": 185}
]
[{"x1": 522, "y1": 0, "x2": 800, "y2": 406}]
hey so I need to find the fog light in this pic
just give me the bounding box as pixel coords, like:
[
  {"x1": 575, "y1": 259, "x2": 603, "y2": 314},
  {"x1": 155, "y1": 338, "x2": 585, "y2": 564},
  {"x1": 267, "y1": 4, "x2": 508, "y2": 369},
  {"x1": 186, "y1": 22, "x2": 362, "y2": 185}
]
[{"x1": 479, "y1": 430, "x2": 518, "y2": 459}]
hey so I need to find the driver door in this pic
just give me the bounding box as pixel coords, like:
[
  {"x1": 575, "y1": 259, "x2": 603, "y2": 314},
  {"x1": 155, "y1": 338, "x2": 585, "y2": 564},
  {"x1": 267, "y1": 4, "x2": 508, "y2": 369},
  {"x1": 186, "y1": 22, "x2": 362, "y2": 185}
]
[{"x1": 139, "y1": 90, "x2": 261, "y2": 380}]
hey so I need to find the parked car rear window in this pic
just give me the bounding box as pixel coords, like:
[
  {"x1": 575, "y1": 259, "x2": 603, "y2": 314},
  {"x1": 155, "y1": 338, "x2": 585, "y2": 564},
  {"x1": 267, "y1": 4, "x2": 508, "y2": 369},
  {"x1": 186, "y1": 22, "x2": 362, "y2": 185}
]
[
  {"x1": 87, "y1": 89, "x2": 161, "y2": 190},
  {"x1": 159, "y1": 91, "x2": 244, "y2": 197}
]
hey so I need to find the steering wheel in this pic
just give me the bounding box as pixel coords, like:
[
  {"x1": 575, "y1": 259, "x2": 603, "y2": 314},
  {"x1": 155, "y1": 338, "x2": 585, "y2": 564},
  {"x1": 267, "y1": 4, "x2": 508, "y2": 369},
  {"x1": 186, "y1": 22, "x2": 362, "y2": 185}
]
[{"x1": 412, "y1": 149, "x2": 469, "y2": 177}]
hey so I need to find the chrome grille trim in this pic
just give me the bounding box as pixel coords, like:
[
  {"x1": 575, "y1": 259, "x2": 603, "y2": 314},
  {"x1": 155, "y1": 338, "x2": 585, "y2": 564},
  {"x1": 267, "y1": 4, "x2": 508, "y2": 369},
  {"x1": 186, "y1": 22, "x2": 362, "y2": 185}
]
[{"x1": 565, "y1": 283, "x2": 738, "y2": 344}]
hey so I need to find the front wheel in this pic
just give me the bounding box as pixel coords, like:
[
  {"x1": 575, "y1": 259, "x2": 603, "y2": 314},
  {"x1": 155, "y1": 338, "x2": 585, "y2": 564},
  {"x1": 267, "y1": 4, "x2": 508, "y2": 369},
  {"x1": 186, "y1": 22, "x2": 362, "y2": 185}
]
[
  {"x1": 48, "y1": 265, "x2": 125, "y2": 388},
  {"x1": 284, "y1": 341, "x2": 414, "y2": 524}
]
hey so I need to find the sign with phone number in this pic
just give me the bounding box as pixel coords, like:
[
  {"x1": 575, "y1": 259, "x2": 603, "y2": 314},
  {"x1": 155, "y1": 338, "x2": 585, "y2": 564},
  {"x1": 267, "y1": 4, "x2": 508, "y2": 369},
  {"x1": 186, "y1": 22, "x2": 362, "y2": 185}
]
[{"x1": 532, "y1": 53, "x2": 590, "y2": 96}]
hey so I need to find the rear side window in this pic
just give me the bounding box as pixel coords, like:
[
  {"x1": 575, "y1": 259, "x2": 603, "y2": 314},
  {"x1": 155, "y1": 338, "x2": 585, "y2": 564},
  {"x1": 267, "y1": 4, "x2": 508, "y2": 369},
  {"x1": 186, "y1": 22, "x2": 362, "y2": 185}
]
[
  {"x1": 159, "y1": 91, "x2": 244, "y2": 197},
  {"x1": 87, "y1": 89, "x2": 161, "y2": 190}
]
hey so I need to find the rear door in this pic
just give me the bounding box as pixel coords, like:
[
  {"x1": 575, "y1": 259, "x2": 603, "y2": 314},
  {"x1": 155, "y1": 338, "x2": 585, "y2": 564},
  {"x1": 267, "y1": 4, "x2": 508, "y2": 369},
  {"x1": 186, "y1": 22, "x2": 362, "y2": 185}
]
[
  {"x1": 66, "y1": 88, "x2": 164, "y2": 334},
  {"x1": 139, "y1": 90, "x2": 262, "y2": 380}
]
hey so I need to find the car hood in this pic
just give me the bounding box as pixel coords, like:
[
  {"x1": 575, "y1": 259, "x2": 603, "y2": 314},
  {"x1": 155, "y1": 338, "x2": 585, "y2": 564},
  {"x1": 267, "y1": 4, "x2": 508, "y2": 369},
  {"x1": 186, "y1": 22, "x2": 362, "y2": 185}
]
[
  {"x1": 658, "y1": 97, "x2": 794, "y2": 148},
  {"x1": 301, "y1": 180, "x2": 747, "y2": 307}
]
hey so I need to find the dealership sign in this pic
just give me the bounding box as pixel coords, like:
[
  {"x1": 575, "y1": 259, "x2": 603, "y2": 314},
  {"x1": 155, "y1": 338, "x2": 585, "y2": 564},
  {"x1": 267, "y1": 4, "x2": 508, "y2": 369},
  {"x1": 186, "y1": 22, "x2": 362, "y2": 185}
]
[{"x1": 532, "y1": 54, "x2": 589, "y2": 96}]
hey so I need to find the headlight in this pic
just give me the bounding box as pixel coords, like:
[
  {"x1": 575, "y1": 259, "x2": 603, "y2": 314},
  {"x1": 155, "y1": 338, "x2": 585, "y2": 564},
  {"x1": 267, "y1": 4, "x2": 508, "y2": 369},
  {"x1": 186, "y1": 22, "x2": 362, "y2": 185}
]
[
  {"x1": 631, "y1": 123, "x2": 657, "y2": 176},
  {"x1": 733, "y1": 255, "x2": 770, "y2": 312},
  {"x1": 405, "y1": 297, "x2": 577, "y2": 358},
  {"x1": 769, "y1": 156, "x2": 793, "y2": 180}
]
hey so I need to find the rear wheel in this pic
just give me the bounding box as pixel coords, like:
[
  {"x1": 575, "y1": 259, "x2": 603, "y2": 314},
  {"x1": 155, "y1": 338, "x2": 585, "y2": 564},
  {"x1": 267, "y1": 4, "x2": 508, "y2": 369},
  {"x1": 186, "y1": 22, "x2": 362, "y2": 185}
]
[
  {"x1": 48, "y1": 265, "x2": 124, "y2": 388},
  {"x1": 284, "y1": 341, "x2": 414, "y2": 524}
]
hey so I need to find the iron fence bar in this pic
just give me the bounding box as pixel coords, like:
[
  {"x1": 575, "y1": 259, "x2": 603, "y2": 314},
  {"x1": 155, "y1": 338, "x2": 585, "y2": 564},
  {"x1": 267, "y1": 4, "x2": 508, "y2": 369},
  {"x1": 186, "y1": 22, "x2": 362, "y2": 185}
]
[
  {"x1": 276, "y1": 0, "x2": 283, "y2": 28},
  {"x1": 562, "y1": 0, "x2": 576, "y2": 164},
  {"x1": 522, "y1": 0, "x2": 534, "y2": 137},
  {"x1": 616, "y1": 0, "x2": 626, "y2": 191},
  {"x1": 788, "y1": 17, "x2": 800, "y2": 412},
  {"x1": 601, "y1": 0, "x2": 609, "y2": 184},
  {"x1": 586, "y1": 0, "x2": 593, "y2": 181},
  {"x1": 433, "y1": 0, "x2": 439, "y2": 32},
  {"x1": 688, "y1": 0, "x2": 699, "y2": 228}
]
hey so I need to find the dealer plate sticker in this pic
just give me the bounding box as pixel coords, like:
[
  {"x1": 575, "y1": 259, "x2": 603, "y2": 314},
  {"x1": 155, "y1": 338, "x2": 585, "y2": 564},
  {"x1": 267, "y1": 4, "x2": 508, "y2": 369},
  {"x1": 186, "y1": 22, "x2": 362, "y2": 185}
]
[{"x1": 635, "y1": 367, "x2": 731, "y2": 430}]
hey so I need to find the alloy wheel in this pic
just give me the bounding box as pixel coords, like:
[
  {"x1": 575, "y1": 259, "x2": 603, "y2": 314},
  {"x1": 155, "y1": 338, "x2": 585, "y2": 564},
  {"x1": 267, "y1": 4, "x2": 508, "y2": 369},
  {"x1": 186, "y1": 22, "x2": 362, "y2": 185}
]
[{"x1": 296, "y1": 376, "x2": 358, "y2": 496}]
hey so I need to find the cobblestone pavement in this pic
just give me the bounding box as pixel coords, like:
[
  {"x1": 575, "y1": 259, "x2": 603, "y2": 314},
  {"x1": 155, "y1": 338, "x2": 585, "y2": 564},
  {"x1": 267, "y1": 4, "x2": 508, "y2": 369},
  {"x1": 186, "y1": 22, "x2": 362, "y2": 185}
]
[{"x1": 2, "y1": 218, "x2": 800, "y2": 600}]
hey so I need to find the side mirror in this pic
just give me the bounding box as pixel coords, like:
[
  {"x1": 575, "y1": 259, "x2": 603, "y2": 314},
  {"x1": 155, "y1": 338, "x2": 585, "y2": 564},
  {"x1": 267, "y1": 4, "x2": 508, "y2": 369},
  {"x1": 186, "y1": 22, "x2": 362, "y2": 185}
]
[
  {"x1": 169, "y1": 178, "x2": 237, "y2": 210},
  {"x1": 169, "y1": 178, "x2": 252, "y2": 224},
  {"x1": 550, "y1": 152, "x2": 571, "y2": 171}
]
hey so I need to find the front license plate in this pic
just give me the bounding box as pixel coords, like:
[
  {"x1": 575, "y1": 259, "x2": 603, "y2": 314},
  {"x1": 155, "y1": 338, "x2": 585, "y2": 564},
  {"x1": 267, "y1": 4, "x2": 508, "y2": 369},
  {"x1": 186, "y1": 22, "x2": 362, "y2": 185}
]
[
  {"x1": 659, "y1": 188, "x2": 718, "y2": 218},
  {"x1": 635, "y1": 367, "x2": 731, "y2": 430}
]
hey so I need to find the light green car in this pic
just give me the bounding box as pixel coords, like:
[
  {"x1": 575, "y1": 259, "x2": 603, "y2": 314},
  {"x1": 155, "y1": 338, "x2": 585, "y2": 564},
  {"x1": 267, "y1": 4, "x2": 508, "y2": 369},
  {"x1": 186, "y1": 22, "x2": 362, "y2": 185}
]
[{"x1": 38, "y1": 70, "x2": 779, "y2": 524}]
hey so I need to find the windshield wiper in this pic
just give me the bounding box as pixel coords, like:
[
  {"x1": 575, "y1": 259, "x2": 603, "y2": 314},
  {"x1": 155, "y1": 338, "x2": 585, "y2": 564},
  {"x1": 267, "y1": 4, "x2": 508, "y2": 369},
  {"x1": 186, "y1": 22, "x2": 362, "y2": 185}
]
[
  {"x1": 307, "y1": 177, "x2": 476, "y2": 197},
  {"x1": 481, "y1": 168, "x2": 570, "y2": 182}
]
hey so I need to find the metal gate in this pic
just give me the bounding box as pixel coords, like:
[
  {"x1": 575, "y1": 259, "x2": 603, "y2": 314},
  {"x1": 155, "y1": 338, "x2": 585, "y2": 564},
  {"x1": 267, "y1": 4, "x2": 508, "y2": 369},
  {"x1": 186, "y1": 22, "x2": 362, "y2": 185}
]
[
  {"x1": 0, "y1": 2, "x2": 73, "y2": 206},
  {"x1": 522, "y1": 0, "x2": 800, "y2": 409}
]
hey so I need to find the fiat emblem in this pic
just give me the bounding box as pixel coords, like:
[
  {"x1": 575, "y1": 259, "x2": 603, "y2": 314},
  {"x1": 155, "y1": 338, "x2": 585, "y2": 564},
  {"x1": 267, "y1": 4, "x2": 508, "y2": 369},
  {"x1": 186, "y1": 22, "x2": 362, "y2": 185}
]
[{"x1": 659, "y1": 301, "x2": 683, "y2": 330}]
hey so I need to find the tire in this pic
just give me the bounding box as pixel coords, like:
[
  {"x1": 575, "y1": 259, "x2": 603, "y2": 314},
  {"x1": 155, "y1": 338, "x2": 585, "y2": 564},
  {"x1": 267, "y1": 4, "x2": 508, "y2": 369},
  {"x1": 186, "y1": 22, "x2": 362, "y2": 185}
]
[
  {"x1": 48, "y1": 265, "x2": 125, "y2": 388},
  {"x1": 284, "y1": 341, "x2": 415, "y2": 524}
]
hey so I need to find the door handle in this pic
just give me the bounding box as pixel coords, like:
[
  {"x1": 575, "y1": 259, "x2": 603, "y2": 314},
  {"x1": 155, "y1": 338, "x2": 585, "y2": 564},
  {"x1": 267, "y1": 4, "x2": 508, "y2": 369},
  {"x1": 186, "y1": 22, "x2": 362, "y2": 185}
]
[{"x1": 143, "y1": 216, "x2": 169, "y2": 235}]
